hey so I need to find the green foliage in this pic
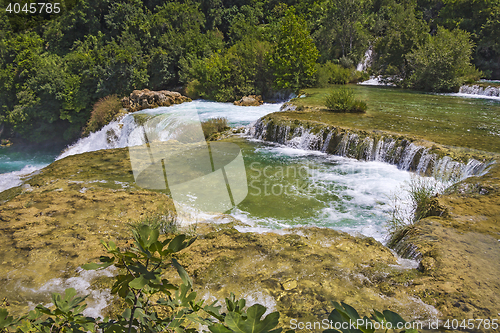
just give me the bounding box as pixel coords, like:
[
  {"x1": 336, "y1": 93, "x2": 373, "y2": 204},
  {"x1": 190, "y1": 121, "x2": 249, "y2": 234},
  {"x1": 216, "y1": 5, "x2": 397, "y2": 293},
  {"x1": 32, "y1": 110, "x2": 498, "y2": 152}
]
[
  {"x1": 82, "y1": 95, "x2": 122, "y2": 137},
  {"x1": 315, "y1": 62, "x2": 352, "y2": 87},
  {"x1": 182, "y1": 38, "x2": 272, "y2": 102},
  {"x1": 372, "y1": 0, "x2": 429, "y2": 83},
  {"x1": 314, "y1": 0, "x2": 370, "y2": 64},
  {"x1": 268, "y1": 7, "x2": 319, "y2": 92},
  {"x1": 324, "y1": 301, "x2": 418, "y2": 333},
  {"x1": 406, "y1": 27, "x2": 482, "y2": 92},
  {"x1": 2, "y1": 0, "x2": 500, "y2": 141},
  {"x1": 325, "y1": 87, "x2": 367, "y2": 113},
  {"x1": 386, "y1": 176, "x2": 445, "y2": 238},
  {"x1": 0, "y1": 223, "x2": 286, "y2": 333},
  {"x1": 0, "y1": 222, "x2": 418, "y2": 333}
]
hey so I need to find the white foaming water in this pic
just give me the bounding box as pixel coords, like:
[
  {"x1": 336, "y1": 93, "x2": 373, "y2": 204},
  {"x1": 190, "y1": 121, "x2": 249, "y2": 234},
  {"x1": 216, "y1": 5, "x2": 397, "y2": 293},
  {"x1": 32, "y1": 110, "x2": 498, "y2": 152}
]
[
  {"x1": 358, "y1": 76, "x2": 396, "y2": 86},
  {"x1": 57, "y1": 101, "x2": 282, "y2": 161},
  {"x1": 356, "y1": 48, "x2": 373, "y2": 72},
  {"x1": 24, "y1": 266, "x2": 116, "y2": 318},
  {"x1": 229, "y1": 142, "x2": 438, "y2": 243},
  {"x1": 444, "y1": 92, "x2": 500, "y2": 101},
  {"x1": 0, "y1": 165, "x2": 44, "y2": 193}
]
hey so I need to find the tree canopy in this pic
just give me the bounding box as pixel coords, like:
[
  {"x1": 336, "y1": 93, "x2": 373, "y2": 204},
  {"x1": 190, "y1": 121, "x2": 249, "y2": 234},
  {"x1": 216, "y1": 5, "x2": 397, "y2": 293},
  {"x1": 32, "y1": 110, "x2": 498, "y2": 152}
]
[{"x1": 0, "y1": 0, "x2": 498, "y2": 142}]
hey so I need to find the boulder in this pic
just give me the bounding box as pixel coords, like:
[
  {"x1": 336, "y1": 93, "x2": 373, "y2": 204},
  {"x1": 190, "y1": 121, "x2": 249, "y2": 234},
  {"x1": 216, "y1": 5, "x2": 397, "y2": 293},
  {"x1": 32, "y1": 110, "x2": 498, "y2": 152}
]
[
  {"x1": 123, "y1": 89, "x2": 191, "y2": 111},
  {"x1": 233, "y1": 95, "x2": 263, "y2": 106}
]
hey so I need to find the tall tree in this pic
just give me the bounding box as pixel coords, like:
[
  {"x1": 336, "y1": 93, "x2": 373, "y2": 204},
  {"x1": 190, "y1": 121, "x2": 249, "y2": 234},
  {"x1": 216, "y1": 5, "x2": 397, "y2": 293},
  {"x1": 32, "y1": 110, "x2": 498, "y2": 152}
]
[
  {"x1": 372, "y1": 0, "x2": 428, "y2": 81},
  {"x1": 406, "y1": 27, "x2": 481, "y2": 92},
  {"x1": 315, "y1": 0, "x2": 370, "y2": 64},
  {"x1": 268, "y1": 7, "x2": 319, "y2": 91}
]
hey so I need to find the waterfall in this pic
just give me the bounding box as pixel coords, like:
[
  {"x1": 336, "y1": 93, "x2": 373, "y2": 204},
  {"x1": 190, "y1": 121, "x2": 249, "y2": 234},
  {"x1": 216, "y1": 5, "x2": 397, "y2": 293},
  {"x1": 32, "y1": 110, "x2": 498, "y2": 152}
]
[
  {"x1": 250, "y1": 118, "x2": 494, "y2": 182},
  {"x1": 356, "y1": 48, "x2": 373, "y2": 72},
  {"x1": 57, "y1": 115, "x2": 138, "y2": 160},
  {"x1": 57, "y1": 107, "x2": 199, "y2": 161},
  {"x1": 459, "y1": 85, "x2": 500, "y2": 97}
]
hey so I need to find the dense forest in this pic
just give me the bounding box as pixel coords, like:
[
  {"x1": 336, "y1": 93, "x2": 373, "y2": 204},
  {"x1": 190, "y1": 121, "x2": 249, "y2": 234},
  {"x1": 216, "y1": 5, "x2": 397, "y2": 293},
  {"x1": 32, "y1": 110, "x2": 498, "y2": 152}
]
[{"x1": 0, "y1": 0, "x2": 499, "y2": 143}]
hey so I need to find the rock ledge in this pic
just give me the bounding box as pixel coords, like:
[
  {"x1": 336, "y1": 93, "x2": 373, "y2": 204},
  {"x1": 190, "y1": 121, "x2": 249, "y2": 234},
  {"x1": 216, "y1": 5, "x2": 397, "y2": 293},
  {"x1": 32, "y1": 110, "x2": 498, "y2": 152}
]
[{"x1": 122, "y1": 89, "x2": 191, "y2": 111}]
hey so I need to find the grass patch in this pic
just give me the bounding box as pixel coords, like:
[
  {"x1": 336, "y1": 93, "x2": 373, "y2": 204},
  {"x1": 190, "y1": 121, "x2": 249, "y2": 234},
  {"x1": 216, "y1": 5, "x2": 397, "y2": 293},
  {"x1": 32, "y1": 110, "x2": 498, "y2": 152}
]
[
  {"x1": 201, "y1": 117, "x2": 230, "y2": 140},
  {"x1": 325, "y1": 86, "x2": 367, "y2": 113},
  {"x1": 386, "y1": 177, "x2": 446, "y2": 237}
]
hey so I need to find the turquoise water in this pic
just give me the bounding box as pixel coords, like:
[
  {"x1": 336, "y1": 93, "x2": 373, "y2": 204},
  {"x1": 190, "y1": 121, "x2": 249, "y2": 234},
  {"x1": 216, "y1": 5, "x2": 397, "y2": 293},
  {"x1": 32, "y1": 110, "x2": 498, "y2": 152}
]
[
  {"x1": 0, "y1": 145, "x2": 64, "y2": 192},
  {"x1": 0, "y1": 145, "x2": 61, "y2": 174},
  {"x1": 222, "y1": 136, "x2": 416, "y2": 241}
]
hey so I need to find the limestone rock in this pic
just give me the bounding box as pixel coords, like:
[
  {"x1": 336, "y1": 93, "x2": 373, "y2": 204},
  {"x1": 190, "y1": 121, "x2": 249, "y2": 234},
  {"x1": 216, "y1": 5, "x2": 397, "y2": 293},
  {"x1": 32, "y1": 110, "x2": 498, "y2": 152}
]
[
  {"x1": 281, "y1": 279, "x2": 298, "y2": 291},
  {"x1": 418, "y1": 257, "x2": 437, "y2": 273},
  {"x1": 234, "y1": 95, "x2": 263, "y2": 106},
  {"x1": 123, "y1": 89, "x2": 191, "y2": 112}
]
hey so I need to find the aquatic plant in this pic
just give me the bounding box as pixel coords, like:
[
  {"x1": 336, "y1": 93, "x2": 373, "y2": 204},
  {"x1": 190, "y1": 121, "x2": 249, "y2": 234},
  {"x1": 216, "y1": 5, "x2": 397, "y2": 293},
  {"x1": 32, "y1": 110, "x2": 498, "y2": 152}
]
[
  {"x1": 386, "y1": 177, "x2": 446, "y2": 240},
  {"x1": 201, "y1": 117, "x2": 230, "y2": 140},
  {"x1": 325, "y1": 87, "x2": 367, "y2": 113}
]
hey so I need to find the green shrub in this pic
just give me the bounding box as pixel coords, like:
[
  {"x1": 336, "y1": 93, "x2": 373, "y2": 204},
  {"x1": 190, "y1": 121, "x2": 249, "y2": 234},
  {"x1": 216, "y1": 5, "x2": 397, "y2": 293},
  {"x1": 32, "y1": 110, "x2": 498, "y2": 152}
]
[
  {"x1": 184, "y1": 79, "x2": 201, "y2": 99},
  {"x1": 201, "y1": 117, "x2": 230, "y2": 140},
  {"x1": 339, "y1": 56, "x2": 354, "y2": 69},
  {"x1": 82, "y1": 95, "x2": 123, "y2": 137},
  {"x1": 325, "y1": 87, "x2": 367, "y2": 113},
  {"x1": 181, "y1": 39, "x2": 272, "y2": 102},
  {"x1": 350, "y1": 70, "x2": 370, "y2": 83},
  {"x1": 406, "y1": 27, "x2": 483, "y2": 92},
  {"x1": 315, "y1": 61, "x2": 352, "y2": 87},
  {"x1": 386, "y1": 177, "x2": 446, "y2": 238}
]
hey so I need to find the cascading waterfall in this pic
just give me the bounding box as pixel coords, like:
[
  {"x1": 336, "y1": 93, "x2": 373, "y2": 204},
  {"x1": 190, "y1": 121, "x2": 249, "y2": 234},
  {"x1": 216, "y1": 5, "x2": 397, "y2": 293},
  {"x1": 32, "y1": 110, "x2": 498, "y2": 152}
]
[
  {"x1": 249, "y1": 118, "x2": 494, "y2": 182},
  {"x1": 459, "y1": 84, "x2": 500, "y2": 97}
]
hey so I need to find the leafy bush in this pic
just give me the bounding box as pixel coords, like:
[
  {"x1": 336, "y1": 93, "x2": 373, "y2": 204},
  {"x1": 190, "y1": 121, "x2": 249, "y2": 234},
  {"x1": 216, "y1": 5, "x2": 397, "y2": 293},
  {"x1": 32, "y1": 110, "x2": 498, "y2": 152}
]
[
  {"x1": 268, "y1": 8, "x2": 319, "y2": 92},
  {"x1": 406, "y1": 27, "x2": 483, "y2": 92},
  {"x1": 181, "y1": 39, "x2": 272, "y2": 102},
  {"x1": 324, "y1": 301, "x2": 419, "y2": 333},
  {"x1": 315, "y1": 62, "x2": 353, "y2": 87},
  {"x1": 201, "y1": 117, "x2": 230, "y2": 140},
  {"x1": 325, "y1": 87, "x2": 367, "y2": 113},
  {"x1": 0, "y1": 224, "x2": 287, "y2": 333},
  {"x1": 82, "y1": 95, "x2": 123, "y2": 137}
]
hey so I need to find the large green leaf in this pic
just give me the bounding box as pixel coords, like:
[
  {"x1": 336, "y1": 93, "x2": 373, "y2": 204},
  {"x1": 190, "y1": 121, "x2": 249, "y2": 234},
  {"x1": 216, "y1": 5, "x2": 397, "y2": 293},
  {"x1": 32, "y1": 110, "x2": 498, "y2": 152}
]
[
  {"x1": 382, "y1": 310, "x2": 406, "y2": 327},
  {"x1": 172, "y1": 258, "x2": 192, "y2": 287},
  {"x1": 0, "y1": 308, "x2": 14, "y2": 328},
  {"x1": 225, "y1": 304, "x2": 281, "y2": 333},
  {"x1": 51, "y1": 288, "x2": 88, "y2": 314},
  {"x1": 209, "y1": 323, "x2": 233, "y2": 333}
]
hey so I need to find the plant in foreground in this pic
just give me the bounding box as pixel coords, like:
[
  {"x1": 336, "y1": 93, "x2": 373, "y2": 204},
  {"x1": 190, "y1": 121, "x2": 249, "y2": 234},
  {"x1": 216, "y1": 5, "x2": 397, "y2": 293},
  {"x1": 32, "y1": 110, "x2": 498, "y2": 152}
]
[
  {"x1": 0, "y1": 224, "x2": 419, "y2": 333},
  {"x1": 325, "y1": 87, "x2": 367, "y2": 113}
]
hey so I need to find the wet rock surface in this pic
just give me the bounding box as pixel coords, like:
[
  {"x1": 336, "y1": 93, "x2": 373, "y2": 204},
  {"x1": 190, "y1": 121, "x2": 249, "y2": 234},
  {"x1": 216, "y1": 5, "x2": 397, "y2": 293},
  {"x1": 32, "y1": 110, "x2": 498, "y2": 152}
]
[{"x1": 0, "y1": 145, "x2": 499, "y2": 327}]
